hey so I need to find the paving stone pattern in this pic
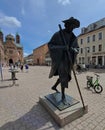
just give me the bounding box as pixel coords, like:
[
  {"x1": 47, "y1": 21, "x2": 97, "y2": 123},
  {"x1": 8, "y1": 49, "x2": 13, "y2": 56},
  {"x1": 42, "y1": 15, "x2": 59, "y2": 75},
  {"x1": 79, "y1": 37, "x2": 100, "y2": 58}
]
[{"x1": 0, "y1": 66, "x2": 105, "y2": 130}]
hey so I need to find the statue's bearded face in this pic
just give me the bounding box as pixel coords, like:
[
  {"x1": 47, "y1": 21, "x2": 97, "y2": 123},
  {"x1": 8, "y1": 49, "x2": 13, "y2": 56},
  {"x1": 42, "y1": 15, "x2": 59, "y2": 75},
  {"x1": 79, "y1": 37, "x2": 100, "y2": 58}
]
[{"x1": 65, "y1": 23, "x2": 75, "y2": 33}]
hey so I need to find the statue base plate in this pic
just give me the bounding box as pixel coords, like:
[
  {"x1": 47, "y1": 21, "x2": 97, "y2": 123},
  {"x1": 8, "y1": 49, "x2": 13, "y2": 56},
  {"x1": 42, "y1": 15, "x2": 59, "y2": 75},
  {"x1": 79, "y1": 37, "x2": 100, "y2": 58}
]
[
  {"x1": 39, "y1": 93, "x2": 88, "y2": 127},
  {"x1": 45, "y1": 92, "x2": 79, "y2": 111}
]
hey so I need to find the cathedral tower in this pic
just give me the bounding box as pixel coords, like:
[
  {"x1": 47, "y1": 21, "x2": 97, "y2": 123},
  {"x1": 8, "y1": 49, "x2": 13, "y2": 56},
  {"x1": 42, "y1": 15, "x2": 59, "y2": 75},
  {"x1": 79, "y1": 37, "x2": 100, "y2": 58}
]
[
  {"x1": 16, "y1": 33, "x2": 20, "y2": 43},
  {"x1": 0, "y1": 29, "x2": 3, "y2": 42}
]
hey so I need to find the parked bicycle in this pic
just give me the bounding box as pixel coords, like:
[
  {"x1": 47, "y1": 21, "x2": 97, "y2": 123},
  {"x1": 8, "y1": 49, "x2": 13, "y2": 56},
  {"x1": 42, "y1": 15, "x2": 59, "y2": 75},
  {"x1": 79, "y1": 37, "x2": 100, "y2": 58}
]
[{"x1": 86, "y1": 73, "x2": 103, "y2": 93}]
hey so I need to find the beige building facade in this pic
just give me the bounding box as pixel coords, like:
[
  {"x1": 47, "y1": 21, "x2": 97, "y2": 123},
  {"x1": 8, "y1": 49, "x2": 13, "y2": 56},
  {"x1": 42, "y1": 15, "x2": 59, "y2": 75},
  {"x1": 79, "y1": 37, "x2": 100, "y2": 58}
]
[{"x1": 77, "y1": 18, "x2": 105, "y2": 68}]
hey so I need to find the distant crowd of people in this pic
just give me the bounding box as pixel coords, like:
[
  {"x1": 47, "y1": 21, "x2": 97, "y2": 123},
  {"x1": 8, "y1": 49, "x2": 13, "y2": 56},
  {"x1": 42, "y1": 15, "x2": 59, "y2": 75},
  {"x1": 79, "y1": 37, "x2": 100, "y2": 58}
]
[
  {"x1": 20, "y1": 64, "x2": 29, "y2": 72},
  {"x1": 9, "y1": 63, "x2": 29, "y2": 73}
]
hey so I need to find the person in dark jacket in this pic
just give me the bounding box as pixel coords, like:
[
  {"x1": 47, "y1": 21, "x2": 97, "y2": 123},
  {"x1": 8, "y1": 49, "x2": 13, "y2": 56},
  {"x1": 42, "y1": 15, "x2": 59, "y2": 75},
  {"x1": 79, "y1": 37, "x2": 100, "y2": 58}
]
[{"x1": 48, "y1": 17, "x2": 80, "y2": 102}]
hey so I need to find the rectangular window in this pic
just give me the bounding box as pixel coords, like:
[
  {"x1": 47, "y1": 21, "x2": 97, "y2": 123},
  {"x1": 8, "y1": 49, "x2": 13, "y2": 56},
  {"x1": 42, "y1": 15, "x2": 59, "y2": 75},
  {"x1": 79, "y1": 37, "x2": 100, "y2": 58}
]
[
  {"x1": 92, "y1": 35, "x2": 95, "y2": 41},
  {"x1": 87, "y1": 36, "x2": 90, "y2": 43},
  {"x1": 92, "y1": 46, "x2": 95, "y2": 52},
  {"x1": 99, "y1": 45, "x2": 102, "y2": 51},
  {"x1": 80, "y1": 39, "x2": 83, "y2": 44},
  {"x1": 81, "y1": 48, "x2": 83, "y2": 54},
  {"x1": 86, "y1": 47, "x2": 90, "y2": 53},
  {"x1": 82, "y1": 57, "x2": 84, "y2": 64},
  {"x1": 98, "y1": 32, "x2": 102, "y2": 40},
  {"x1": 79, "y1": 57, "x2": 81, "y2": 64}
]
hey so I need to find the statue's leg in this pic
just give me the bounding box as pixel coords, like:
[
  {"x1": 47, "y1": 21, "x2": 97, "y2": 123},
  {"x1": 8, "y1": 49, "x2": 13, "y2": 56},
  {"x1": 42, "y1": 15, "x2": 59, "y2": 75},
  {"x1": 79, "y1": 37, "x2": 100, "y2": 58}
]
[
  {"x1": 61, "y1": 87, "x2": 65, "y2": 101},
  {"x1": 51, "y1": 78, "x2": 60, "y2": 93}
]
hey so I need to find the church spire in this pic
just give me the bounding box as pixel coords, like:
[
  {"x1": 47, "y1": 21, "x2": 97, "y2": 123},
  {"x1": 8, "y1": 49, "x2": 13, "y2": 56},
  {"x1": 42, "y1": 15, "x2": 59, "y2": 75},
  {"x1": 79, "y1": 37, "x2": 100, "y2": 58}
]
[
  {"x1": 16, "y1": 32, "x2": 20, "y2": 43},
  {"x1": 0, "y1": 28, "x2": 3, "y2": 42}
]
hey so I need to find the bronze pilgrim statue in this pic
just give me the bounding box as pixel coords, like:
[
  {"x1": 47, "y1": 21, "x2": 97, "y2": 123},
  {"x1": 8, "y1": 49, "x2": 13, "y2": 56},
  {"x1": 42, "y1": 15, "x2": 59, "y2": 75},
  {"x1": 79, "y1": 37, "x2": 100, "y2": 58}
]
[{"x1": 48, "y1": 17, "x2": 80, "y2": 103}]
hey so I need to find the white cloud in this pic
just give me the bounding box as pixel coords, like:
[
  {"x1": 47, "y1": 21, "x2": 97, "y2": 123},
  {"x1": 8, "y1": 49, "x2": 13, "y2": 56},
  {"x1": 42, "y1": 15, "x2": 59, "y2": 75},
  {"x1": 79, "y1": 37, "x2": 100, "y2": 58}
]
[
  {"x1": 58, "y1": 0, "x2": 71, "y2": 5},
  {"x1": 48, "y1": 30, "x2": 52, "y2": 33},
  {"x1": 20, "y1": 0, "x2": 46, "y2": 18},
  {"x1": 21, "y1": 7, "x2": 25, "y2": 16},
  {"x1": 24, "y1": 52, "x2": 29, "y2": 57},
  {"x1": 20, "y1": 0, "x2": 26, "y2": 16},
  {"x1": 0, "y1": 13, "x2": 21, "y2": 28},
  {"x1": 29, "y1": 0, "x2": 46, "y2": 8}
]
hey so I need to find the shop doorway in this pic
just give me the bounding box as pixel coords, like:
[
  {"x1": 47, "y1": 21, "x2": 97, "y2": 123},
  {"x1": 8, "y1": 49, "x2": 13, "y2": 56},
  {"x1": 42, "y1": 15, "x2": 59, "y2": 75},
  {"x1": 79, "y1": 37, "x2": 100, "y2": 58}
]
[{"x1": 98, "y1": 56, "x2": 102, "y2": 66}]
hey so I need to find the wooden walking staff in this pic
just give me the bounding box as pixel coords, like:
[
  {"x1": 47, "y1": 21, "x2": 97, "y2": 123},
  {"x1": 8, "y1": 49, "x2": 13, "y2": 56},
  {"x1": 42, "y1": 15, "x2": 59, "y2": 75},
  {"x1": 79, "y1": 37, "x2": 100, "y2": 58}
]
[{"x1": 59, "y1": 24, "x2": 85, "y2": 109}]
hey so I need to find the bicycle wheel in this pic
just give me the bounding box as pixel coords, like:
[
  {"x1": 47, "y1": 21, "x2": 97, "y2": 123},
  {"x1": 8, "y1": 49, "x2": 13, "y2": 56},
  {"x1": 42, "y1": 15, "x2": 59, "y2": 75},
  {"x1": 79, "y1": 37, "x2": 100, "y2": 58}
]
[
  {"x1": 94, "y1": 84, "x2": 103, "y2": 93},
  {"x1": 87, "y1": 81, "x2": 91, "y2": 88}
]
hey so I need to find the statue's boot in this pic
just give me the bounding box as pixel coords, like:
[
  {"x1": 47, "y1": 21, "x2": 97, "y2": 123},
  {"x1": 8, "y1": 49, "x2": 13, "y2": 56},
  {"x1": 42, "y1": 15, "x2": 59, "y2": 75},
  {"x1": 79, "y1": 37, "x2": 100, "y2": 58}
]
[
  {"x1": 61, "y1": 87, "x2": 69, "y2": 105},
  {"x1": 51, "y1": 78, "x2": 60, "y2": 93},
  {"x1": 61, "y1": 95, "x2": 70, "y2": 105}
]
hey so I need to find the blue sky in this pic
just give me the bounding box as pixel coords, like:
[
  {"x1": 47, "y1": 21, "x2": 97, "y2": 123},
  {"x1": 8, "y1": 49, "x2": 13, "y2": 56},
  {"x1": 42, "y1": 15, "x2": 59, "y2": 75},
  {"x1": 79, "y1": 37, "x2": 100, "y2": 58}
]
[{"x1": 0, "y1": 0, "x2": 105, "y2": 56}]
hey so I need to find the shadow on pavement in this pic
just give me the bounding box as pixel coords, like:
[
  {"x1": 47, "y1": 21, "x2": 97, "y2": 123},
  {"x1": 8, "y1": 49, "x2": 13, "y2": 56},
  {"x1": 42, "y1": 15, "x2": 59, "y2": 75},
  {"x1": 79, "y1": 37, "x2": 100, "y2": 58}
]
[
  {"x1": 0, "y1": 85, "x2": 10, "y2": 89},
  {"x1": 0, "y1": 80, "x2": 11, "y2": 89},
  {"x1": 88, "y1": 68, "x2": 105, "y2": 73},
  {"x1": 0, "y1": 102, "x2": 59, "y2": 130},
  {"x1": 0, "y1": 79, "x2": 19, "y2": 88}
]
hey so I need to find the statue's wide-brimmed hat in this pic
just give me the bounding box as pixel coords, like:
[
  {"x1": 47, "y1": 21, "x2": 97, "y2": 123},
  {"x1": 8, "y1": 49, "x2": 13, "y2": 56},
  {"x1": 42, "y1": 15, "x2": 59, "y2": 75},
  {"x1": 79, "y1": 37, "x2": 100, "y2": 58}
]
[{"x1": 62, "y1": 17, "x2": 80, "y2": 28}]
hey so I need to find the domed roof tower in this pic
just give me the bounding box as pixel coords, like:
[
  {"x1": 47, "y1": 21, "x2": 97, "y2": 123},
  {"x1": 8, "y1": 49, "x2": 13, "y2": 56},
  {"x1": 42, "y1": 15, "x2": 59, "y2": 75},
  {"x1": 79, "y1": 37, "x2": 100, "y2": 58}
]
[{"x1": 5, "y1": 34, "x2": 15, "y2": 42}]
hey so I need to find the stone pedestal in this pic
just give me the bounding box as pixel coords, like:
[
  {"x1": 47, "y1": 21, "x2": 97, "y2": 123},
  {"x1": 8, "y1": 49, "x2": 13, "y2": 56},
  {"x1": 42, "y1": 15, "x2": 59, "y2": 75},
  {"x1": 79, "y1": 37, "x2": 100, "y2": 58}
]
[{"x1": 39, "y1": 93, "x2": 88, "y2": 127}]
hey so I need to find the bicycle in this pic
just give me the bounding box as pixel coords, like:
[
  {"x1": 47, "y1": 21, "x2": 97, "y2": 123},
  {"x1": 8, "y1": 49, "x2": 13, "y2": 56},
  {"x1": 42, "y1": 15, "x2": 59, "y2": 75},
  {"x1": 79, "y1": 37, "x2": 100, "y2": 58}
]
[{"x1": 86, "y1": 73, "x2": 103, "y2": 93}]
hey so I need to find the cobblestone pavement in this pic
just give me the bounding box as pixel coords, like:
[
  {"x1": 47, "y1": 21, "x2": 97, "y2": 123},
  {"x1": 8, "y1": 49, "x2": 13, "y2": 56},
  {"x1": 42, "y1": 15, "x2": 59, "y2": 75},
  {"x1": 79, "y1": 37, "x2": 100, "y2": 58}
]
[{"x1": 0, "y1": 66, "x2": 105, "y2": 130}]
